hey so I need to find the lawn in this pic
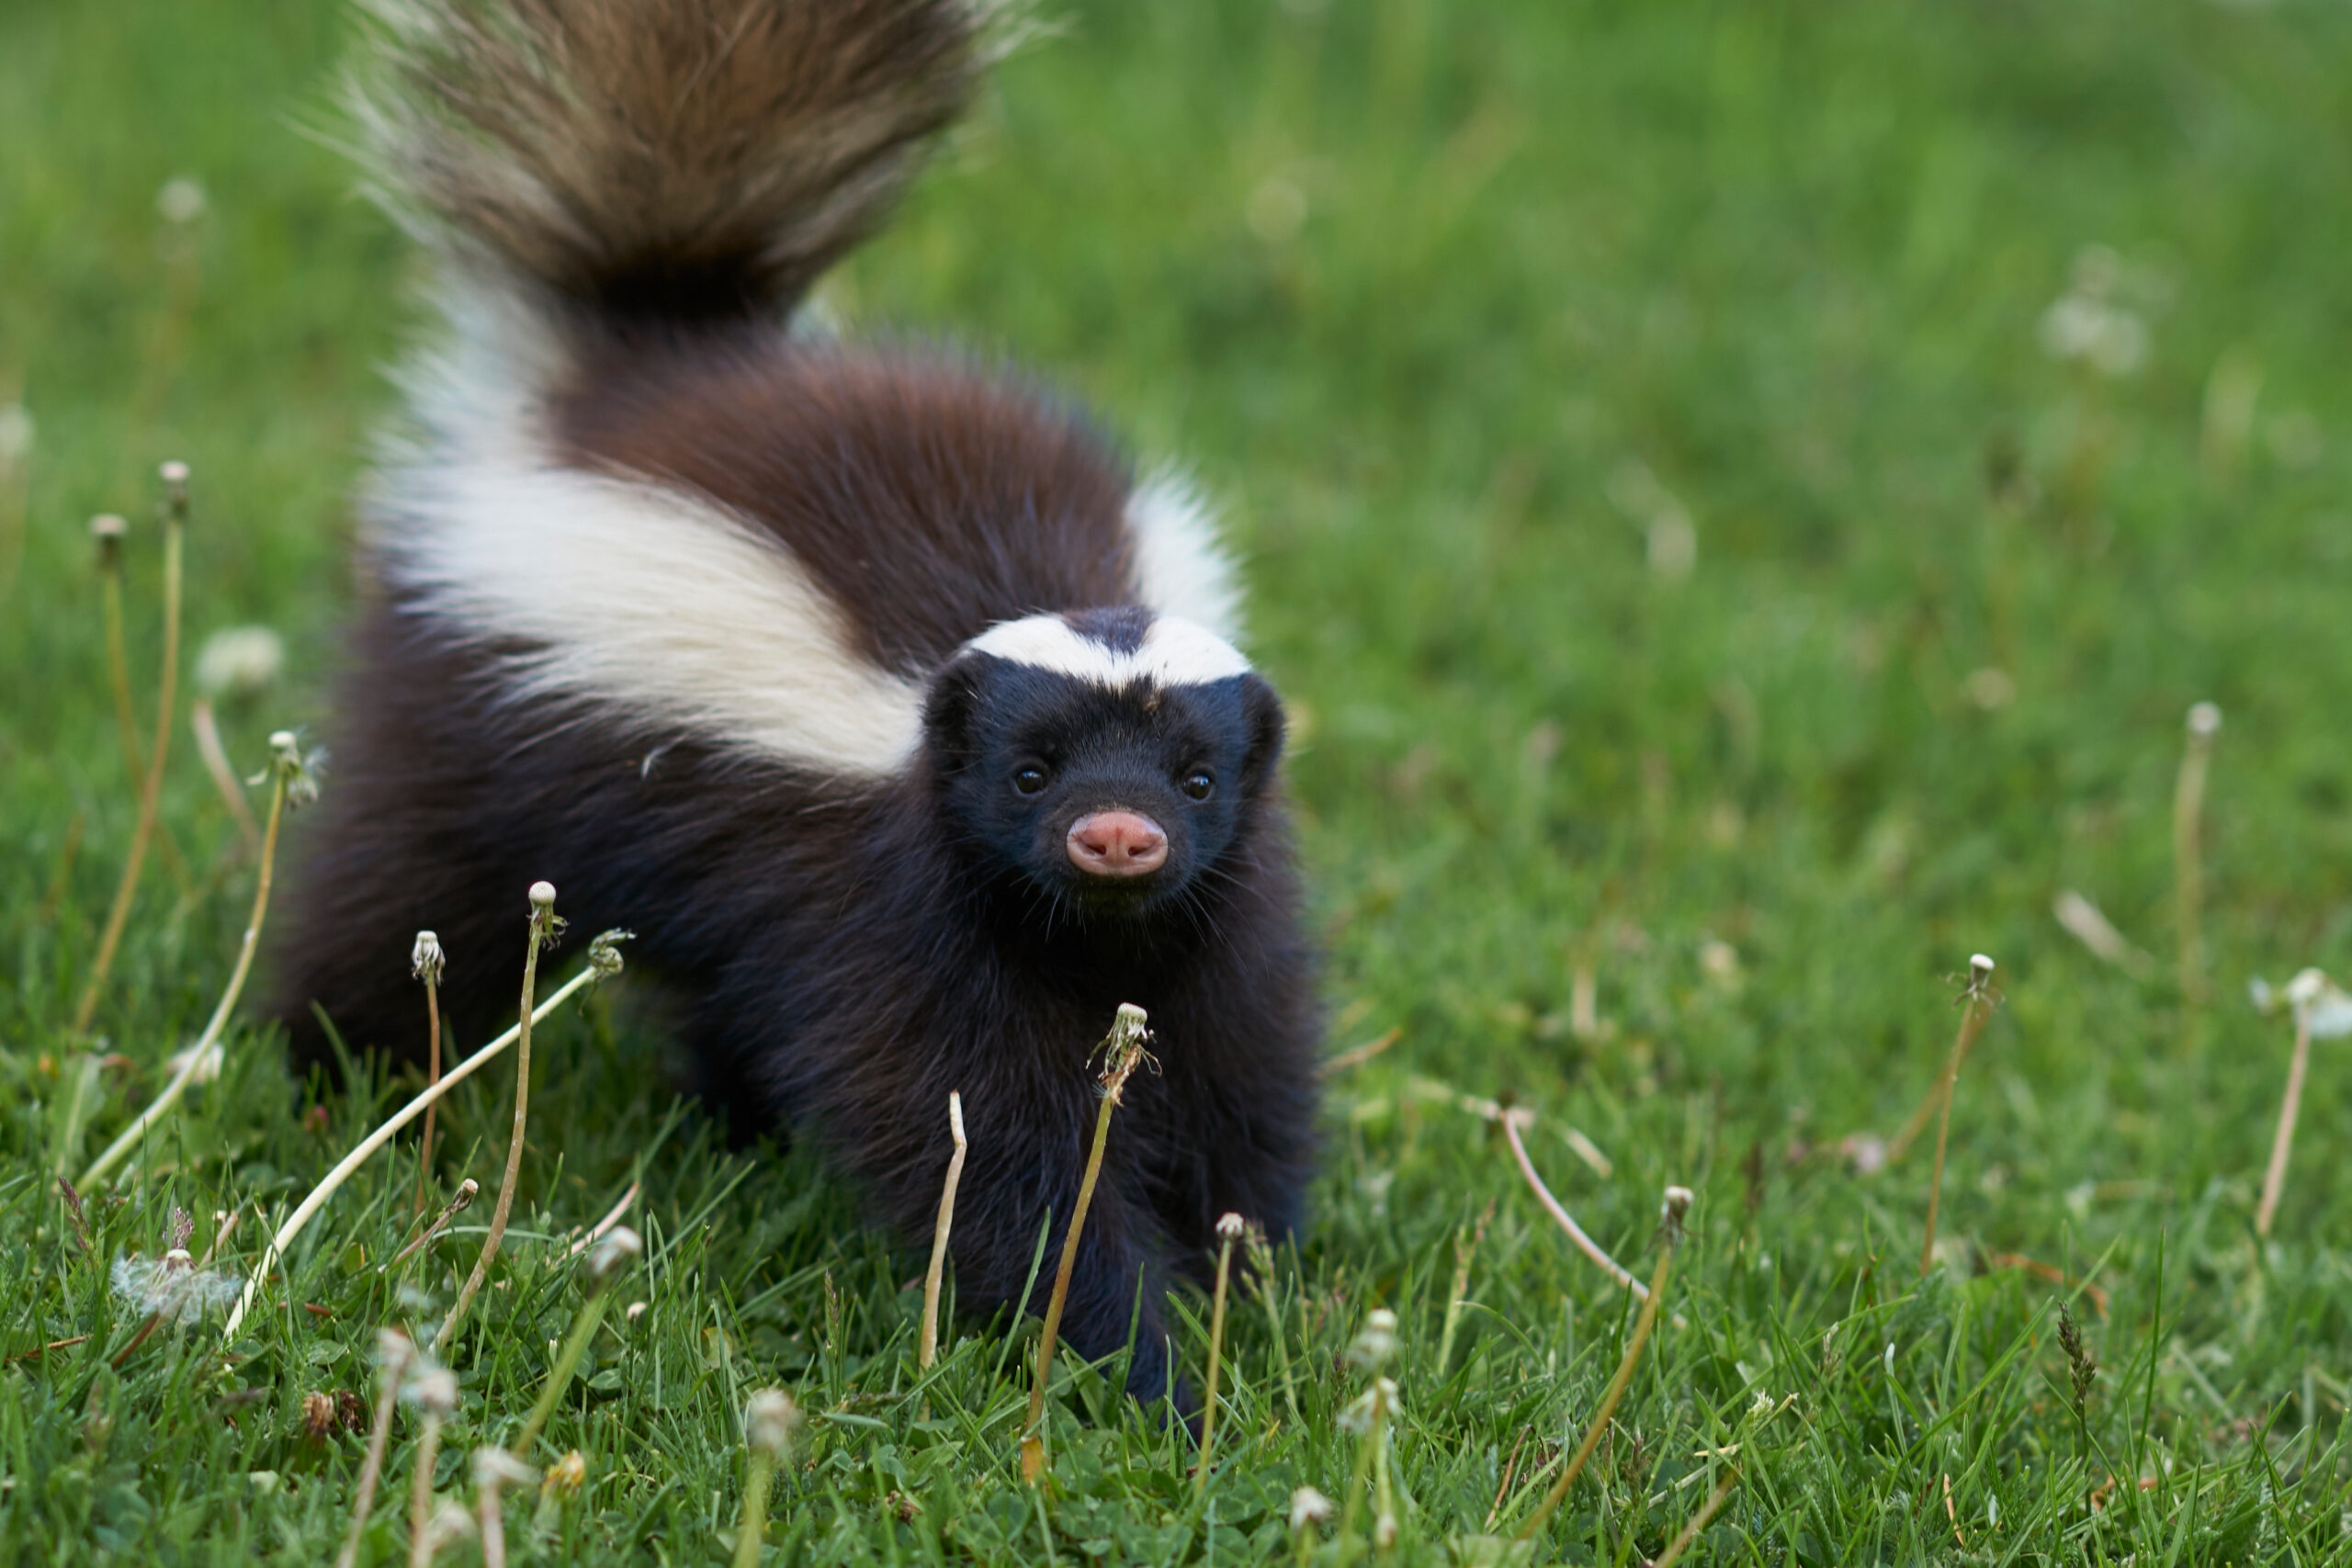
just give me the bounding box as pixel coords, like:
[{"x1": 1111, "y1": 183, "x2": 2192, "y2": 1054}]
[{"x1": 7, "y1": 0, "x2": 2352, "y2": 1561}]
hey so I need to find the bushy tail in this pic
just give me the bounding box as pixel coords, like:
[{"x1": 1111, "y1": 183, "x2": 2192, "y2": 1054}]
[{"x1": 353, "y1": 0, "x2": 1003, "y2": 324}]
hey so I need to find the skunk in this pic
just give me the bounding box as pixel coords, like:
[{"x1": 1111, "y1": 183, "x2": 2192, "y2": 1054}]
[{"x1": 270, "y1": 0, "x2": 1320, "y2": 1406}]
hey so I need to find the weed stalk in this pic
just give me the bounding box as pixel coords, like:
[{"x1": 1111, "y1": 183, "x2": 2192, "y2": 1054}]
[
  {"x1": 80, "y1": 728, "x2": 311, "y2": 1188},
  {"x1": 1193, "y1": 1212, "x2": 1246, "y2": 1495},
  {"x1": 1515, "y1": 1186, "x2": 1691, "y2": 1543},
  {"x1": 2175, "y1": 703, "x2": 2221, "y2": 1013},
  {"x1": 920, "y1": 1090, "x2": 968, "y2": 1371},
  {"x1": 335, "y1": 1330, "x2": 414, "y2": 1568},
  {"x1": 2256, "y1": 970, "x2": 2323, "y2": 1237},
  {"x1": 1920, "y1": 955, "x2": 1998, "y2": 1279},
  {"x1": 435, "y1": 881, "x2": 563, "y2": 1357},
  {"x1": 411, "y1": 931, "x2": 446, "y2": 1219},
  {"x1": 513, "y1": 1227, "x2": 639, "y2": 1455},
  {"x1": 734, "y1": 1391, "x2": 799, "y2": 1568},
  {"x1": 1022, "y1": 1003, "x2": 1152, "y2": 1483},
  {"x1": 75, "y1": 467, "x2": 189, "y2": 1033}
]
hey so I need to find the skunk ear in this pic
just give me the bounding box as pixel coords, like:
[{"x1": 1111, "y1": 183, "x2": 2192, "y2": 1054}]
[
  {"x1": 1238, "y1": 673, "x2": 1287, "y2": 794},
  {"x1": 922, "y1": 657, "x2": 986, "y2": 773}
]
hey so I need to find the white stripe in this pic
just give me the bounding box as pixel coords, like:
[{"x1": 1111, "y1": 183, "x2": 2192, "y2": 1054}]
[
  {"x1": 370, "y1": 281, "x2": 925, "y2": 776},
  {"x1": 965, "y1": 614, "x2": 1252, "y2": 688},
  {"x1": 1125, "y1": 470, "x2": 1244, "y2": 643}
]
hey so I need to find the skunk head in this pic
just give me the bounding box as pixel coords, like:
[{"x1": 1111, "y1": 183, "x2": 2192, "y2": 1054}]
[{"x1": 923, "y1": 607, "x2": 1285, "y2": 925}]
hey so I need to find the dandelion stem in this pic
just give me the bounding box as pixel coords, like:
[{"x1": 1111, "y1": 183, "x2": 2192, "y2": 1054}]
[
  {"x1": 75, "y1": 474, "x2": 187, "y2": 1034},
  {"x1": 96, "y1": 520, "x2": 190, "y2": 892},
  {"x1": 2176, "y1": 704, "x2": 2221, "y2": 1015},
  {"x1": 1193, "y1": 1215, "x2": 1244, "y2": 1495},
  {"x1": 1515, "y1": 1189, "x2": 1689, "y2": 1543},
  {"x1": 413, "y1": 961, "x2": 443, "y2": 1222},
  {"x1": 2256, "y1": 1001, "x2": 2314, "y2": 1238},
  {"x1": 80, "y1": 746, "x2": 289, "y2": 1189},
  {"x1": 190, "y1": 699, "x2": 261, "y2": 859},
  {"x1": 733, "y1": 1446, "x2": 775, "y2": 1568},
  {"x1": 1500, "y1": 1108, "x2": 1646, "y2": 1299},
  {"x1": 220, "y1": 940, "x2": 623, "y2": 1340},
  {"x1": 1650, "y1": 1470, "x2": 1740, "y2": 1568},
  {"x1": 1023, "y1": 1004, "x2": 1150, "y2": 1483},
  {"x1": 336, "y1": 1335, "x2": 413, "y2": 1568},
  {"x1": 920, "y1": 1091, "x2": 968, "y2": 1371},
  {"x1": 435, "y1": 883, "x2": 560, "y2": 1358},
  {"x1": 407, "y1": 1415, "x2": 444, "y2": 1568},
  {"x1": 1921, "y1": 957, "x2": 1997, "y2": 1280}
]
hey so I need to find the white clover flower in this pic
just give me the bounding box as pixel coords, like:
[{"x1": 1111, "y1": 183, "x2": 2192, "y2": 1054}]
[
  {"x1": 110, "y1": 1249, "x2": 242, "y2": 1324},
  {"x1": 194, "y1": 626, "x2": 285, "y2": 699}
]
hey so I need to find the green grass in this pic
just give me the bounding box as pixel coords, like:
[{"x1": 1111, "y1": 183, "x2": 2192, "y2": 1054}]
[{"x1": 8, "y1": 0, "x2": 2352, "y2": 1560}]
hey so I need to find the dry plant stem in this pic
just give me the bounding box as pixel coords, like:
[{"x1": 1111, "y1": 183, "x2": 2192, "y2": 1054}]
[
  {"x1": 220, "y1": 962, "x2": 607, "y2": 1339},
  {"x1": 1499, "y1": 1110, "x2": 1646, "y2": 1299},
  {"x1": 75, "y1": 497, "x2": 184, "y2": 1034},
  {"x1": 79, "y1": 761, "x2": 288, "y2": 1189},
  {"x1": 1023, "y1": 1005, "x2": 1149, "y2": 1483},
  {"x1": 919, "y1": 1092, "x2": 968, "y2": 1371},
  {"x1": 2256, "y1": 1005, "x2": 2314, "y2": 1238},
  {"x1": 408, "y1": 1416, "x2": 445, "y2": 1568},
  {"x1": 98, "y1": 552, "x2": 193, "y2": 893},
  {"x1": 1193, "y1": 1226, "x2": 1240, "y2": 1494},
  {"x1": 1919, "y1": 981, "x2": 1996, "y2": 1280},
  {"x1": 2175, "y1": 715, "x2": 2217, "y2": 1010},
  {"x1": 336, "y1": 1344, "x2": 412, "y2": 1568},
  {"x1": 733, "y1": 1446, "x2": 776, "y2": 1568},
  {"x1": 564, "y1": 1181, "x2": 639, "y2": 1257},
  {"x1": 190, "y1": 699, "x2": 262, "y2": 857},
  {"x1": 1514, "y1": 1235, "x2": 1676, "y2": 1542},
  {"x1": 1650, "y1": 1471, "x2": 1740, "y2": 1568},
  {"x1": 389, "y1": 1179, "x2": 478, "y2": 1274},
  {"x1": 435, "y1": 890, "x2": 558, "y2": 1358},
  {"x1": 413, "y1": 974, "x2": 442, "y2": 1221}
]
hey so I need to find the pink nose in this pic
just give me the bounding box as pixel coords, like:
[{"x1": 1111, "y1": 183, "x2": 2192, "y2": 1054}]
[{"x1": 1067, "y1": 811, "x2": 1169, "y2": 878}]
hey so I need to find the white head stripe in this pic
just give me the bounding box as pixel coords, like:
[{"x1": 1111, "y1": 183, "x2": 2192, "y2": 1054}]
[{"x1": 965, "y1": 614, "x2": 1252, "y2": 688}]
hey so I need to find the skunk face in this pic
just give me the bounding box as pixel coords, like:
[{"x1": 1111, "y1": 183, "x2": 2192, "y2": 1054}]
[{"x1": 926, "y1": 609, "x2": 1284, "y2": 923}]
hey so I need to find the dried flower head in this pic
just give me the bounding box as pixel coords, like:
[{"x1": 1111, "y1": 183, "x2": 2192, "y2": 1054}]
[
  {"x1": 1216, "y1": 1211, "x2": 1247, "y2": 1242},
  {"x1": 254, "y1": 730, "x2": 323, "y2": 808},
  {"x1": 586, "y1": 928, "x2": 633, "y2": 983},
  {"x1": 2187, "y1": 702, "x2": 2222, "y2": 740},
  {"x1": 159, "y1": 460, "x2": 190, "y2": 514},
  {"x1": 1662, "y1": 1184, "x2": 1695, "y2": 1247},
  {"x1": 410, "y1": 930, "x2": 446, "y2": 987},
  {"x1": 1347, "y1": 1307, "x2": 1398, "y2": 1371},
  {"x1": 540, "y1": 1449, "x2": 588, "y2": 1501},
  {"x1": 194, "y1": 626, "x2": 285, "y2": 699},
  {"x1": 625, "y1": 1301, "x2": 648, "y2": 1323},
  {"x1": 745, "y1": 1389, "x2": 801, "y2": 1459},
  {"x1": 90, "y1": 513, "x2": 127, "y2": 567},
  {"x1": 582, "y1": 1226, "x2": 641, "y2": 1296},
  {"x1": 1289, "y1": 1485, "x2": 1334, "y2": 1531}
]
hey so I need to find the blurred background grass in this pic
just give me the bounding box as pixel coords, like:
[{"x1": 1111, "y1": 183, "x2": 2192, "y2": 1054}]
[{"x1": 8, "y1": 0, "x2": 2352, "y2": 1561}]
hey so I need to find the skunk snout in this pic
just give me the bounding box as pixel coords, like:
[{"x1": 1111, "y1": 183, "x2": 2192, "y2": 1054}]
[{"x1": 1067, "y1": 811, "x2": 1168, "y2": 877}]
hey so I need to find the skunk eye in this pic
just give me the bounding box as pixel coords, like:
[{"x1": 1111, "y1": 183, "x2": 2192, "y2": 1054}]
[
  {"x1": 1012, "y1": 766, "x2": 1049, "y2": 796},
  {"x1": 1181, "y1": 772, "x2": 1215, "y2": 801}
]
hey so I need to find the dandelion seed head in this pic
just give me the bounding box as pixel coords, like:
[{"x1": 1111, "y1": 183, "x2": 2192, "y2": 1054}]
[
  {"x1": 745, "y1": 1389, "x2": 801, "y2": 1458},
  {"x1": 110, "y1": 1251, "x2": 242, "y2": 1325},
  {"x1": 412, "y1": 930, "x2": 446, "y2": 985},
  {"x1": 473, "y1": 1447, "x2": 537, "y2": 1489},
  {"x1": 194, "y1": 626, "x2": 285, "y2": 699},
  {"x1": 1215, "y1": 1212, "x2": 1246, "y2": 1243},
  {"x1": 156, "y1": 178, "x2": 207, "y2": 225},
  {"x1": 2188, "y1": 701, "x2": 2222, "y2": 739},
  {"x1": 1290, "y1": 1485, "x2": 1334, "y2": 1531},
  {"x1": 582, "y1": 1226, "x2": 641, "y2": 1295}
]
